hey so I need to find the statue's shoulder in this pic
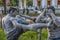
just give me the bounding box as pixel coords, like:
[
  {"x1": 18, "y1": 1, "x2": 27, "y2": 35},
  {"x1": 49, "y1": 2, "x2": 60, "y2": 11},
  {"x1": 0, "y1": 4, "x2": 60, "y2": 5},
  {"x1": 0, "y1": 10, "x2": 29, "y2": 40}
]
[
  {"x1": 2, "y1": 15, "x2": 11, "y2": 21},
  {"x1": 2, "y1": 16, "x2": 7, "y2": 21},
  {"x1": 10, "y1": 17, "x2": 16, "y2": 21}
]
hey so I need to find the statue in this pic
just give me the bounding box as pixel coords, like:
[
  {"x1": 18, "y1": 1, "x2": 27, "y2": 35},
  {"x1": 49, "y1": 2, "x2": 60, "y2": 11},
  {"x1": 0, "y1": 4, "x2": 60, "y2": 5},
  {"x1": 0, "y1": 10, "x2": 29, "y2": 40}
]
[
  {"x1": 3, "y1": 6, "x2": 60, "y2": 40},
  {"x1": 46, "y1": 6, "x2": 60, "y2": 40},
  {"x1": 36, "y1": 6, "x2": 60, "y2": 40},
  {"x1": 2, "y1": 7, "x2": 51, "y2": 40}
]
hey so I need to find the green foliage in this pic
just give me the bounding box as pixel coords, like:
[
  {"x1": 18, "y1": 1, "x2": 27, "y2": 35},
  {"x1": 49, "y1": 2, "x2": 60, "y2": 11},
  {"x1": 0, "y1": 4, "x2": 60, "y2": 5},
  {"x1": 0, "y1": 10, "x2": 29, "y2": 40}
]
[
  {"x1": 27, "y1": 13, "x2": 39, "y2": 16},
  {"x1": 0, "y1": 0, "x2": 3, "y2": 6},
  {"x1": 0, "y1": 28, "x2": 47, "y2": 40},
  {"x1": 0, "y1": 29, "x2": 7, "y2": 40},
  {"x1": 0, "y1": 0, "x2": 2, "y2": 4},
  {"x1": 0, "y1": 0, "x2": 33, "y2": 6},
  {"x1": 26, "y1": 0, "x2": 33, "y2": 6},
  {"x1": 18, "y1": 31, "x2": 38, "y2": 40},
  {"x1": 18, "y1": 29, "x2": 48, "y2": 40},
  {"x1": 10, "y1": 0, "x2": 18, "y2": 6},
  {"x1": 41, "y1": 29, "x2": 48, "y2": 40},
  {"x1": 0, "y1": 0, "x2": 18, "y2": 6}
]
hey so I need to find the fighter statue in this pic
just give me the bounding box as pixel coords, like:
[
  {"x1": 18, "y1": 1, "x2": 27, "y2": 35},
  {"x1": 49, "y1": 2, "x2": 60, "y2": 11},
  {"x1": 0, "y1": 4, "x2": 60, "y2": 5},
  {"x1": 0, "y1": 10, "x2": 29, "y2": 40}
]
[
  {"x1": 16, "y1": 6, "x2": 60, "y2": 40},
  {"x1": 46, "y1": 6, "x2": 60, "y2": 40},
  {"x1": 2, "y1": 7, "x2": 51, "y2": 40},
  {"x1": 23, "y1": 6, "x2": 60, "y2": 40},
  {"x1": 35, "y1": 6, "x2": 60, "y2": 40}
]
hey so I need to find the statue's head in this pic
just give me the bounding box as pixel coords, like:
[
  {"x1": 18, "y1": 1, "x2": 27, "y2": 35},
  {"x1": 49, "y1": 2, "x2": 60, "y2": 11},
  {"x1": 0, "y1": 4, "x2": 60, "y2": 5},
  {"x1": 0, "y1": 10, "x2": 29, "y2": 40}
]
[
  {"x1": 8, "y1": 7, "x2": 19, "y2": 16},
  {"x1": 47, "y1": 6, "x2": 55, "y2": 13}
]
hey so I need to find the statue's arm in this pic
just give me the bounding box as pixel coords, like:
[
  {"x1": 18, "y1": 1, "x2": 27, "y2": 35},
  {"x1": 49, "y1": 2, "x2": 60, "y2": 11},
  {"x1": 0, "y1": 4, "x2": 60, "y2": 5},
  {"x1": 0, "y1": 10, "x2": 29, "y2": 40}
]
[
  {"x1": 49, "y1": 13, "x2": 60, "y2": 26},
  {"x1": 50, "y1": 13, "x2": 57, "y2": 22},
  {"x1": 19, "y1": 9, "x2": 46, "y2": 22},
  {"x1": 10, "y1": 18, "x2": 51, "y2": 31},
  {"x1": 10, "y1": 18, "x2": 27, "y2": 28},
  {"x1": 35, "y1": 9, "x2": 46, "y2": 23},
  {"x1": 20, "y1": 14, "x2": 36, "y2": 22}
]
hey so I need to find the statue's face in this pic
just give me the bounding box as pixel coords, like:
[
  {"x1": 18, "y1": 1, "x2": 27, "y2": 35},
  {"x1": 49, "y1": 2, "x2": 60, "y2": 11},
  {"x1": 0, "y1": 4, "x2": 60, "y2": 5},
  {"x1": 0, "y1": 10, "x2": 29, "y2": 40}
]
[
  {"x1": 12, "y1": 11, "x2": 17, "y2": 16},
  {"x1": 10, "y1": 10, "x2": 18, "y2": 16},
  {"x1": 46, "y1": 9, "x2": 53, "y2": 15}
]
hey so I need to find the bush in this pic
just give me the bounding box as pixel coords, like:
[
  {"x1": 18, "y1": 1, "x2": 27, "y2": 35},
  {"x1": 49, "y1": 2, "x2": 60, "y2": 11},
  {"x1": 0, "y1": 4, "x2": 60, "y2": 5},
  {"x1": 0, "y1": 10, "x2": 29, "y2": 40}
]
[
  {"x1": 0, "y1": 29, "x2": 47, "y2": 40},
  {"x1": 0, "y1": 29, "x2": 7, "y2": 40},
  {"x1": 41, "y1": 29, "x2": 48, "y2": 40},
  {"x1": 18, "y1": 29, "x2": 48, "y2": 40},
  {"x1": 18, "y1": 31, "x2": 38, "y2": 40}
]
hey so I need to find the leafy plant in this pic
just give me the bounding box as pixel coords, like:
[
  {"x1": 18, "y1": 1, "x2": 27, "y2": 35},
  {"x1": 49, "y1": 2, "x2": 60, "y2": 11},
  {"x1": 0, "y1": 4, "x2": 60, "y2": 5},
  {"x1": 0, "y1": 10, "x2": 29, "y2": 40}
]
[
  {"x1": 18, "y1": 29, "x2": 48, "y2": 40},
  {"x1": 0, "y1": 29, "x2": 7, "y2": 40},
  {"x1": 18, "y1": 31, "x2": 38, "y2": 40},
  {"x1": 0, "y1": 28, "x2": 48, "y2": 40}
]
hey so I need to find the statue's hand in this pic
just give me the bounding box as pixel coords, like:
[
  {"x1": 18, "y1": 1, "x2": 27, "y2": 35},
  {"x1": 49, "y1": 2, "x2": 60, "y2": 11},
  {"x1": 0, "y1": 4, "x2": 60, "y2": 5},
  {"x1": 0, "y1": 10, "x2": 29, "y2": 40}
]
[{"x1": 33, "y1": 18, "x2": 36, "y2": 22}]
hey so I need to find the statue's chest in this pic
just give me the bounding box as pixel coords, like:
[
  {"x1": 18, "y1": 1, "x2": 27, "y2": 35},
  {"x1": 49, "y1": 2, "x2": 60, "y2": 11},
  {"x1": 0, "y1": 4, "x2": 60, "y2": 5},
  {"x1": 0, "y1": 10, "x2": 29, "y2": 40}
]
[{"x1": 49, "y1": 27, "x2": 60, "y2": 32}]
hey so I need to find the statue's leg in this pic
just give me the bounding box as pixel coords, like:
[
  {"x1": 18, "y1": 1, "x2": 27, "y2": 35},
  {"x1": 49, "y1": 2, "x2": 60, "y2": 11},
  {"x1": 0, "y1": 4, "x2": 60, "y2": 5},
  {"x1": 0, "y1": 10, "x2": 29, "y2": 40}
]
[
  {"x1": 48, "y1": 38, "x2": 52, "y2": 40},
  {"x1": 48, "y1": 38, "x2": 60, "y2": 40},
  {"x1": 24, "y1": 23, "x2": 50, "y2": 31},
  {"x1": 49, "y1": 13, "x2": 57, "y2": 23},
  {"x1": 48, "y1": 38, "x2": 54, "y2": 40},
  {"x1": 7, "y1": 28, "x2": 24, "y2": 40},
  {"x1": 53, "y1": 38, "x2": 60, "y2": 40}
]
